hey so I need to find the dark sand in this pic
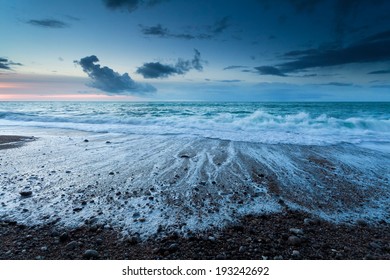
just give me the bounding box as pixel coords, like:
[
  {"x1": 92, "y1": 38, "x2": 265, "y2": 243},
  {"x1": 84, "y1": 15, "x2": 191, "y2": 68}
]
[
  {"x1": 0, "y1": 135, "x2": 389, "y2": 260},
  {"x1": 0, "y1": 135, "x2": 35, "y2": 150}
]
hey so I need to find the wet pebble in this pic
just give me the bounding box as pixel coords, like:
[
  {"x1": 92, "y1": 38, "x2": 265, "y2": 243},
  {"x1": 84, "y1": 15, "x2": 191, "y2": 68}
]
[
  {"x1": 287, "y1": 235, "x2": 301, "y2": 246},
  {"x1": 19, "y1": 190, "x2": 32, "y2": 197},
  {"x1": 83, "y1": 249, "x2": 99, "y2": 259}
]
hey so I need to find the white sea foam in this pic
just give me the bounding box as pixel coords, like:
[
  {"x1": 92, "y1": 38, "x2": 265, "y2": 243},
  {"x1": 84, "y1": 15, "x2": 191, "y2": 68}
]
[{"x1": 0, "y1": 102, "x2": 389, "y2": 149}]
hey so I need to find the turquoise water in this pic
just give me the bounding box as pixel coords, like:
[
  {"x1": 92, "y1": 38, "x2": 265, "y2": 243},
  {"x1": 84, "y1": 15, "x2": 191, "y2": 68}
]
[{"x1": 0, "y1": 102, "x2": 389, "y2": 147}]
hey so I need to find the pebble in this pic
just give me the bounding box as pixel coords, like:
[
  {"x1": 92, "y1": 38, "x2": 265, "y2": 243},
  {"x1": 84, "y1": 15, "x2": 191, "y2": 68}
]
[
  {"x1": 287, "y1": 235, "x2": 301, "y2": 246},
  {"x1": 19, "y1": 190, "x2": 32, "y2": 197},
  {"x1": 239, "y1": 246, "x2": 246, "y2": 253},
  {"x1": 59, "y1": 232, "x2": 69, "y2": 242},
  {"x1": 83, "y1": 249, "x2": 99, "y2": 259},
  {"x1": 289, "y1": 228, "x2": 304, "y2": 235},
  {"x1": 83, "y1": 139, "x2": 89, "y2": 142},
  {"x1": 66, "y1": 241, "x2": 80, "y2": 250},
  {"x1": 40, "y1": 246, "x2": 48, "y2": 251},
  {"x1": 168, "y1": 243, "x2": 179, "y2": 252},
  {"x1": 292, "y1": 250, "x2": 300, "y2": 257},
  {"x1": 273, "y1": 255, "x2": 283, "y2": 260}
]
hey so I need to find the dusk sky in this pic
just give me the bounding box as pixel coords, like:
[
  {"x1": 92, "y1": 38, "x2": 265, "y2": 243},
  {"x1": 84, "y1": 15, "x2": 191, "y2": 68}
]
[{"x1": 1, "y1": 0, "x2": 390, "y2": 101}]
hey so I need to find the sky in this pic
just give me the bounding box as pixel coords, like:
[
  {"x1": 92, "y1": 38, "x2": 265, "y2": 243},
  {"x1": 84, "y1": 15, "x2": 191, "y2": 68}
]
[{"x1": 1, "y1": 0, "x2": 390, "y2": 101}]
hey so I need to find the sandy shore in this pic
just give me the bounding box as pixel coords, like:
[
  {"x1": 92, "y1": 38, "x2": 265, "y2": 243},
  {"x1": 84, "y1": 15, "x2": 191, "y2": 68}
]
[{"x1": 0, "y1": 134, "x2": 389, "y2": 259}]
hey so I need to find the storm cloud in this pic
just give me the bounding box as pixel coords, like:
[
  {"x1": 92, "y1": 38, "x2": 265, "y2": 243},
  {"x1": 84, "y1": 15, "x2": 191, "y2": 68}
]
[
  {"x1": 0, "y1": 57, "x2": 22, "y2": 70},
  {"x1": 27, "y1": 19, "x2": 69, "y2": 28},
  {"x1": 136, "y1": 49, "x2": 205, "y2": 78},
  {"x1": 75, "y1": 55, "x2": 155, "y2": 95},
  {"x1": 254, "y1": 29, "x2": 390, "y2": 76}
]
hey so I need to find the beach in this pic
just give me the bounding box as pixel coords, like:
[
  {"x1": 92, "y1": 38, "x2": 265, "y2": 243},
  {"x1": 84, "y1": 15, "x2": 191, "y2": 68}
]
[
  {"x1": 0, "y1": 131, "x2": 389, "y2": 260},
  {"x1": 0, "y1": 102, "x2": 389, "y2": 259}
]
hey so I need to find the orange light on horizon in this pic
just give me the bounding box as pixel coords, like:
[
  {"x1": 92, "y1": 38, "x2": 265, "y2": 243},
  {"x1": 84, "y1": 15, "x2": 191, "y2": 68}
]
[
  {"x1": 0, "y1": 93, "x2": 140, "y2": 101},
  {"x1": 0, "y1": 82, "x2": 25, "y2": 89}
]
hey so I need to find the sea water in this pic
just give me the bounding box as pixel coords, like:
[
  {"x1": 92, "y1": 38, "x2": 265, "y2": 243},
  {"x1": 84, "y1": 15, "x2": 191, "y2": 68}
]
[
  {"x1": 0, "y1": 102, "x2": 389, "y2": 237},
  {"x1": 1, "y1": 101, "x2": 389, "y2": 148}
]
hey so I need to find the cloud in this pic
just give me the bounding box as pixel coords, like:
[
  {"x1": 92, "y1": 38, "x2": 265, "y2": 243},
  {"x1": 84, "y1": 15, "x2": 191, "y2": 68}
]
[
  {"x1": 321, "y1": 82, "x2": 354, "y2": 87},
  {"x1": 139, "y1": 16, "x2": 230, "y2": 40},
  {"x1": 0, "y1": 57, "x2": 22, "y2": 70},
  {"x1": 26, "y1": 19, "x2": 69, "y2": 28},
  {"x1": 254, "y1": 66, "x2": 286, "y2": 76},
  {"x1": 223, "y1": 65, "x2": 248, "y2": 70},
  {"x1": 368, "y1": 69, "x2": 390, "y2": 75},
  {"x1": 136, "y1": 49, "x2": 205, "y2": 78},
  {"x1": 74, "y1": 55, "x2": 155, "y2": 95},
  {"x1": 103, "y1": 0, "x2": 168, "y2": 12},
  {"x1": 254, "y1": 29, "x2": 390, "y2": 76}
]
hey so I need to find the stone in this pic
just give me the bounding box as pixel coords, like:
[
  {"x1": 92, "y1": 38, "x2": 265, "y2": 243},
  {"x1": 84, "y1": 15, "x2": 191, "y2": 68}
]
[
  {"x1": 239, "y1": 246, "x2": 246, "y2": 253},
  {"x1": 83, "y1": 249, "x2": 99, "y2": 259},
  {"x1": 292, "y1": 250, "x2": 300, "y2": 257},
  {"x1": 289, "y1": 228, "x2": 304, "y2": 235},
  {"x1": 287, "y1": 235, "x2": 301, "y2": 246},
  {"x1": 273, "y1": 255, "x2": 283, "y2": 260},
  {"x1": 66, "y1": 241, "x2": 79, "y2": 250},
  {"x1": 83, "y1": 139, "x2": 89, "y2": 142},
  {"x1": 168, "y1": 243, "x2": 179, "y2": 252},
  {"x1": 19, "y1": 190, "x2": 32, "y2": 197},
  {"x1": 59, "y1": 232, "x2": 69, "y2": 242}
]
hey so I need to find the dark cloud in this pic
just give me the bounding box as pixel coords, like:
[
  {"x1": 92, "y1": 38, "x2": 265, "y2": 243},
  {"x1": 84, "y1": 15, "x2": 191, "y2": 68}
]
[
  {"x1": 139, "y1": 16, "x2": 230, "y2": 40},
  {"x1": 288, "y1": 0, "x2": 323, "y2": 13},
  {"x1": 74, "y1": 55, "x2": 155, "y2": 95},
  {"x1": 254, "y1": 30, "x2": 390, "y2": 76},
  {"x1": 0, "y1": 57, "x2": 22, "y2": 70},
  {"x1": 136, "y1": 49, "x2": 205, "y2": 79},
  {"x1": 368, "y1": 69, "x2": 390, "y2": 75},
  {"x1": 218, "y1": 79, "x2": 242, "y2": 83},
  {"x1": 254, "y1": 66, "x2": 286, "y2": 77},
  {"x1": 103, "y1": 0, "x2": 168, "y2": 12},
  {"x1": 223, "y1": 65, "x2": 248, "y2": 70},
  {"x1": 321, "y1": 82, "x2": 354, "y2": 87},
  {"x1": 27, "y1": 19, "x2": 69, "y2": 28}
]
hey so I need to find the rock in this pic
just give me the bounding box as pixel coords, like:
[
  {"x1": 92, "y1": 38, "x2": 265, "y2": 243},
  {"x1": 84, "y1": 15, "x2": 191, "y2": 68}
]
[
  {"x1": 208, "y1": 236, "x2": 216, "y2": 242},
  {"x1": 216, "y1": 253, "x2": 226, "y2": 260},
  {"x1": 83, "y1": 249, "x2": 99, "y2": 259},
  {"x1": 65, "y1": 170, "x2": 71, "y2": 174},
  {"x1": 168, "y1": 243, "x2": 179, "y2": 252},
  {"x1": 292, "y1": 250, "x2": 300, "y2": 257},
  {"x1": 287, "y1": 235, "x2": 301, "y2": 246},
  {"x1": 289, "y1": 228, "x2": 304, "y2": 235},
  {"x1": 59, "y1": 232, "x2": 69, "y2": 242},
  {"x1": 127, "y1": 236, "x2": 139, "y2": 245},
  {"x1": 108, "y1": 172, "x2": 115, "y2": 175},
  {"x1": 179, "y1": 154, "x2": 190, "y2": 158},
  {"x1": 40, "y1": 246, "x2": 48, "y2": 251},
  {"x1": 83, "y1": 139, "x2": 89, "y2": 142},
  {"x1": 19, "y1": 190, "x2": 32, "y2": 197},
  {"x1": 369, "y1": 241, "x2": 382, "y2": 250},
  {"x1": 66, "y1": 241, "x2": 80, "y2": 250},
  {"x1": 239, "y1": 246, "x2": 246, "y2": 253},
  {"x1": 105, "y1": 141, "x2": 111, "y2": 144},
  {"x1": 273, "y1": 255, "x2": 283, "y2": 260}
]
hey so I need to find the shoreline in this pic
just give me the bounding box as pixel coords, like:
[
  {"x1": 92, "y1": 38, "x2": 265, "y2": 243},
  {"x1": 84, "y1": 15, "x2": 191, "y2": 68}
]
[
  {"x1": 1, "y1": 133, "x2": 389, "y2": 259},
  {"x1": 1, "y1": 210, "x2": 389, "y2": 260}
]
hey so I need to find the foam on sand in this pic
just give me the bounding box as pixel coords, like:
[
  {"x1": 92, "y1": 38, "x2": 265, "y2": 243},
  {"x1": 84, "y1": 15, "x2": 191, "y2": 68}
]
[{"x1": 0, "y1": 128, "x2": 389, "y2": 239}]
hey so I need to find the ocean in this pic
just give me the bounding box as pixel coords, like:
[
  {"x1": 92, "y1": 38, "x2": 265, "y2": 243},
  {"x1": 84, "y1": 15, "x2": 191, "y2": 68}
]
[
  {"x1": 1, "y1": 101, "x2": 389, "y2": 148},
  {"x1": 0, "y1": 102, "x2": 389, "y2": 238}
]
